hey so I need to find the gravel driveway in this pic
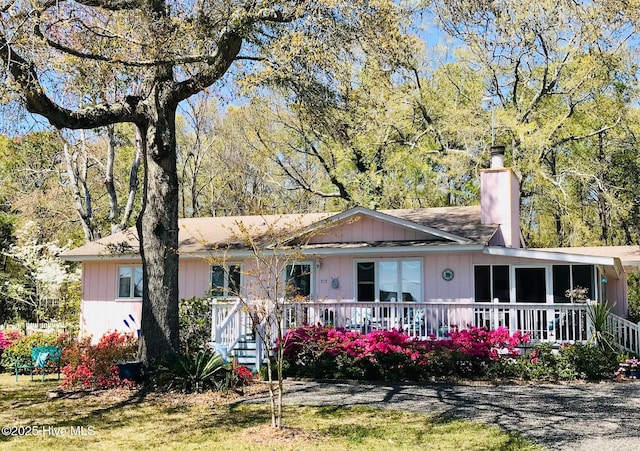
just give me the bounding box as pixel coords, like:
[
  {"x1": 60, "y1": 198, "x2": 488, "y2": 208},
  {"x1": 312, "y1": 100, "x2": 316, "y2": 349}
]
[{"x1": 246, "y1": 380, "x2": 640, "y2": 450}]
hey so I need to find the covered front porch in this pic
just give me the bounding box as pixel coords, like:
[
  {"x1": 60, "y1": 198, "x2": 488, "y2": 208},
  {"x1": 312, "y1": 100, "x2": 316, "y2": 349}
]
[{"x1": 211, "y1": 299, "x2": 640, "y2": 369}]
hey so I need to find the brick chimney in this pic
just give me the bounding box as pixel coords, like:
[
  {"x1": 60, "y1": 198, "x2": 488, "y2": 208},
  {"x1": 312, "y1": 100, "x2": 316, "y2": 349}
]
[{"x1": 480, "y1": 146, "x2": 522, "y2": 248}]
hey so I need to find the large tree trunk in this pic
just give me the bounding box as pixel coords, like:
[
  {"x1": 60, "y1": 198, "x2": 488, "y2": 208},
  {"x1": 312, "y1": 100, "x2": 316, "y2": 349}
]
[{"x1": 137, "y1": 90, "x2": 180, "y2": 365}]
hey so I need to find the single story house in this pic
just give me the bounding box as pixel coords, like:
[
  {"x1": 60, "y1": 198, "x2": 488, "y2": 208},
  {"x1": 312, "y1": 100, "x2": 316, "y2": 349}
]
[{"x1": 60, "y1": 148, "x2": 640, "y2": 359}]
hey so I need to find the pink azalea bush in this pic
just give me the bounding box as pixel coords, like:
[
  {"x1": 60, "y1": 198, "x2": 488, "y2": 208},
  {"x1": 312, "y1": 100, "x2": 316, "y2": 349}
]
[
  {"x1": 281, "y1": 324, "x2": 530, "y2": 381},
  {"x1": 0, "y1": 330, "x2": 16, "y2": 369},
  {"x1": 0, "y1": 330, "x2": 18, "y2": 350}
]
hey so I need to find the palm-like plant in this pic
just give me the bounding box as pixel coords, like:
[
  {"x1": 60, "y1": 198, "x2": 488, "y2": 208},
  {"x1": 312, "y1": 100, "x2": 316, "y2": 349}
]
[
  {"x1": 586, "y1": 302, "x2": 617, "y2": 354},
  {"x1": 154, "y1": 349, "x2": 227, "y2": 392}
]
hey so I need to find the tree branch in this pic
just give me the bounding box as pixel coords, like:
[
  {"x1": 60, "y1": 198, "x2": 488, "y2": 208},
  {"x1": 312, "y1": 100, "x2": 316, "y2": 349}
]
[
  {"x1": 0, "y1": 34, "x2": 140, "y2": 129},
  {"x1": 173, "y1": 29, "x2": 243, "y2": 102},
  {"x1": 550, "y1": 119, "x2": 621, "y2": 148},
  {"x1": 174, "y1": 5, "x2": 297, "y2": 102},
  {"x1": 73, "y1": 0, "x2": 142, "y2": 10},
  {"x1": 35, "y1": 23, "x2": 243, "y2": 68}
]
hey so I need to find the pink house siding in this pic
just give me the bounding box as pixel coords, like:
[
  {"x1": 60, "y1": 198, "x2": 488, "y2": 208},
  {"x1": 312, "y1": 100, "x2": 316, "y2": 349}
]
[
  {"x1": 179, "y1": 258, "x2": 211, "y2": 299},
  {"x1": 309, "y1": 215, "x2": 424, "y2": 244},
  {"x1": 81, "y1": 260, "x2": 143, "y2": 340},
  {"x1": 315, "y1": 256, "x2": 353, "y2": 300},
  {"x1": 314, "y1": 252, "x2": 474, "y2": 303},
  {"x1": 606, "y1": 274, "x2": 628, "y2": 316},
  {"x1": 424, "y1": 253, "x2": 473, "y2": 302},
  {"x1": 82, "y1": 260, "x2": 137, "y2": 302}
]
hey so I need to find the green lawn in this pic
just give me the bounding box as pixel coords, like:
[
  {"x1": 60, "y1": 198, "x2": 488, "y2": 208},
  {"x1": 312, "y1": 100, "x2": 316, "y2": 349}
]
[{"x1": 0, "y1": 373, "x2": 541, "y2": 450}]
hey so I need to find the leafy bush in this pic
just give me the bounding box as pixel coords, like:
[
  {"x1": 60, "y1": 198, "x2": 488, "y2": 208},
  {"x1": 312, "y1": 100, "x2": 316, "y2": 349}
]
[
  {"x1": 556, "y1": 343, "x2": 618, "y2": 380},
  {"x1": 481, "y1": 343, "x2": 618, "y2": 381},
  {"x1": 281, "y1": 324, "x2": 529, "y2": 381},
  {"x1": 179, "y1": 296, "x2": 212, "y2": 353},
  {"x1": 61, "y1": 331, "x2": 138, "y2": 390},
  {"x1": 282, "y1": 325, "x2": 621, "y2": 382},
  {"x1": 627, "y1": 273, "x2": 640, "y2": 323},
  {"x1": 0, "y1": 331, "x2": 70, "y2": 372},
  {"x1": 0, "y1": 330, "x2": 20, "y2": 370},
  {"x1": 153, "y1": 349, "x2": 250, "y2": 393}
]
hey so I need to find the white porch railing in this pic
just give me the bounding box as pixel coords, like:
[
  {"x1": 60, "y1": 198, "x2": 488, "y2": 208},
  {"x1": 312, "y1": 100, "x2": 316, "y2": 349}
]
[
  {"x1": 606, "y1": 314, "x2": 640, "y2": 355},
  {"x1": 210, "y1": 300, "x2": 640, "y2": 366},
  {"x1": 210, "y1": 299, "x2": 252, "y2": 354},
  {"x1": 279, "y1": 301, "x2": 591, "y2": 343}
]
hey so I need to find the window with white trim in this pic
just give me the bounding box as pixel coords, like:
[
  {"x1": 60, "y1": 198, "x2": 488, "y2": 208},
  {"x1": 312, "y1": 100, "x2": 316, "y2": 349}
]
[
  {"x1": 356, "y1": 259, "x2": 422, "y2": 302},
  {"x1": 552, "y1": 264, "x2": 595, "y2": 303},
  {"x1": 210, "y1": 264, "x2": 241, "y2": 298},
  {"x1": 515, "y1": 267, "x2": 546, "y2": 303},
  {"x1": 118, "y1": 266, "x2": 143, "y2": 299},
  {"x1": 285, "y1": 263, "x2": 312, "y2": 299},
  {"x1": 474, "y1": 265, "x2": 509, "y2": 303}
]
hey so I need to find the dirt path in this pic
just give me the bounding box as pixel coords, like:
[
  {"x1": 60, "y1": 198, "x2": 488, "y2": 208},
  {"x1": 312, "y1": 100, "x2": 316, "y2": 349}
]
[{"x1": 246, "y1": 380, "x2": 640, "y2": 450}]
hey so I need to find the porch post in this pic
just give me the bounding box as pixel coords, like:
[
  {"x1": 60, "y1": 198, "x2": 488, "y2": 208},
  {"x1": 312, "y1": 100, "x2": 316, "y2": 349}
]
[
  {"x1": 491, "y1": 297, "x2": 499, "y2": 329},
  {"x1": 211, "y1": 298, "x2": 217, "y2": 342},
  {"x1": 586, "y1": 300, "x2": 595, "y2": 343}
]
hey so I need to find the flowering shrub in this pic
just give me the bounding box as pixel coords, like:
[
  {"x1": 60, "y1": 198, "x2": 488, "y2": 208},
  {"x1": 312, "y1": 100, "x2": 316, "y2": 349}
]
[
  {"x1": 0, "y1": 330, "x2": 19, "y2": 361},
  {"x1": 233, "y1": 365, "x2": 254, "y2": 385},
  {"x1": 0, "y1": 330, "x2": 17, "y2": 370},
  {"x1": 281, "y1": 324, "x2": 530, "y2": 381},
  {"x1": 444, "y1": 326, "x2": 528, "y2": 360},
  {"x1": 0, "y1": 330, "x2": 19, "y2": 350},
  {"x1": 61, "y1": 331, "x2": 137, "y2": 390},
  {"x1": 282, "y1": 324, "x2": 625, "y2": 381},
  {"x1": 615, "y1": 358, "x2": 640, "y2": 378}
]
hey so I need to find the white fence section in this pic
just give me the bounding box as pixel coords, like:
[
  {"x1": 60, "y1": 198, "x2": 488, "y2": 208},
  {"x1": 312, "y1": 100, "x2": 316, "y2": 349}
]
[
  {"x1": 607, "y1": 314, "x2": 640, "y2": 355},
  {"x1": 0, "y1": 322, "x2": 70, "y2": 335}
]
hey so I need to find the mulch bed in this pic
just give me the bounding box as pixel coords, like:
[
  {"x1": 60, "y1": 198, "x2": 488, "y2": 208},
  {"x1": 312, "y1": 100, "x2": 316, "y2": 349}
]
[{"x1": 48, "y1": 380, "x2": 272, "y2": 405}]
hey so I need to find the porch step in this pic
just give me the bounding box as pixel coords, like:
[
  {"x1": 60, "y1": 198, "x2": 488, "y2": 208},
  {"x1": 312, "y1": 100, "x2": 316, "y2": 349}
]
[{"x1": 230, "y1": 339, "x2": 262, "y2": 371}]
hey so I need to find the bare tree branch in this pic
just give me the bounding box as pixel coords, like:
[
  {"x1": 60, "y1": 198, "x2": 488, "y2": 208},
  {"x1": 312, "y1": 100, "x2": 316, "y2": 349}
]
[{"x1": 73, "y1": 0, "x2": 142, "y2": 10}]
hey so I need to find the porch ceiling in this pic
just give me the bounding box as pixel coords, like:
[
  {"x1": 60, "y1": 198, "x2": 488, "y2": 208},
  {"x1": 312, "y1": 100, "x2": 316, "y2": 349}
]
[
  {"x1": 538, "y1": 246, "x2": 640, "y2": 272},
  {"x1": 485, "y1": 246, "x2": 627, "y2": 277}
]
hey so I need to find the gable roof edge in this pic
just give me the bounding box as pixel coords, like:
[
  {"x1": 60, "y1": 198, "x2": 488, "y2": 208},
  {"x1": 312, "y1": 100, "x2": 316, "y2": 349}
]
[{"x1": 284, "y1": 206, "x2": 473, "y2": 246}]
